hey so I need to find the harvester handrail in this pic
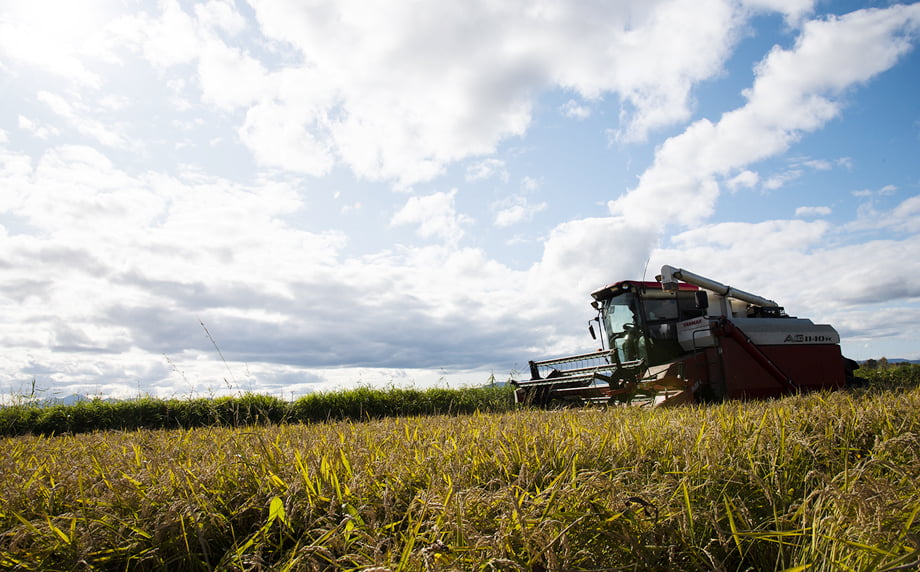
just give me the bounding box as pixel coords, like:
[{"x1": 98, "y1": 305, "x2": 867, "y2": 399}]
[
  {"x1": 512, "y1": 373, "x2": 598, "y2": 387},
  {"x1": 544, "y1": 363, "x2": 617, "y2": 377},
  {"x1": 530, "y1": 349, "x2": 616, "y2": 368}
]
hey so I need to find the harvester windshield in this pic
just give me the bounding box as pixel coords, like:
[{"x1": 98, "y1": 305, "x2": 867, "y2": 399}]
[{"x1": 600, "y1": 292, "x2": 644, "y2": 364}]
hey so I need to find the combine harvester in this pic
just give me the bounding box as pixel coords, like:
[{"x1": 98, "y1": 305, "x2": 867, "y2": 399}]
[{"x1": 512, "y1": 265, "x2": 861, "y2": 406}]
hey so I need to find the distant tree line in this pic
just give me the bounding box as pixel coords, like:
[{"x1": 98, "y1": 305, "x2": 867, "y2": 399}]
[
  {"x1": 860, "y1": 357, "x2": 916, "y2": 370},
  {"x1": 0, "y1": 384, "x2": 516, "y2": 437}
]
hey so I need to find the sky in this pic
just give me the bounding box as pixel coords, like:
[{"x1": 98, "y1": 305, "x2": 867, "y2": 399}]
[{"x1": 1, "y1": 0, "x2": 919, "y2": 400}]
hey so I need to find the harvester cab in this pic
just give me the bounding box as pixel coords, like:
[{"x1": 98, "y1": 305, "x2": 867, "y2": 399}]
[
  {"x1": 511, "y1": 265, "x2": 860, "y2": 406},
  {"x1": 590, "y1": 279, "x2": 704, "y2": 370}
]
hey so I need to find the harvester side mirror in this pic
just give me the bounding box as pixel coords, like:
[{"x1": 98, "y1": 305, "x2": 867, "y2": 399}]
[
  {"x1": 695, "y1": 291, "x2": 709, "y2": 311},
  {"x1": 588, "y1": 321, "x2": 597, "y2": 340}
]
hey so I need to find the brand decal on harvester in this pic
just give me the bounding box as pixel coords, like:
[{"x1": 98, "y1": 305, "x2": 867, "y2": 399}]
[
  {"x1": 679, "y1": 318, "x2": 706, "y2": 329},
  {"x1": 784, "y1": 334, "x2": 834, "y2": 343}
]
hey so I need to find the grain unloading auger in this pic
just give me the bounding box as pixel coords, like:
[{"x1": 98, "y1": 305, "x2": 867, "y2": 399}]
[{"x1": 511, "y1": 265, "x2": 862, "y2": 406}]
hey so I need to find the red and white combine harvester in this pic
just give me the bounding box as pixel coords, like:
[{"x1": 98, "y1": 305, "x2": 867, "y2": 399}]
[{"x1": 512, "y1": 265, "x2": 861, "y2": 406}]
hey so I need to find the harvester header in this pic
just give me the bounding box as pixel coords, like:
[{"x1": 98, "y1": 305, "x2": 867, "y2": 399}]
[{"x1": 511, "y1": 265, "x2": 859, "y2": 406}]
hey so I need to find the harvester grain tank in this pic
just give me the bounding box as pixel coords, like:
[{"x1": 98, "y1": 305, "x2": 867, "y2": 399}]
[{"x1": 511, "y1": 265, "x2": 860, "y2": 406}]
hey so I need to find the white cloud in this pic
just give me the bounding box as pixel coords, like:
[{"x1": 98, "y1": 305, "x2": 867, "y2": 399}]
[
  {"x1": 849, "y1": 193, "x2": 920, "y2": 235},
  {"x1": 35, "y1": 91, "x2": 74, "y2": 117},
  {"x1": 36, "y1": 91, "x2": 131, "y2": 149},
  {"x1": 600, "y1": 0, "x2": 741, "y2": 142},
  {"x1": 466, "y1": 159, "x2": 509, "y2": 183},
  {"x1": 761, "y1": 156, "x2": 840, "y2": 190},
  {"x1": 198, "y1": 37, "x2": 270, "y2": 111},
  {"x1": 879, "y1": 184, "x2": 898, "y2": 196},
  {"x1": 798, "y1": 158, "x2": 832, "y2": 170},
  {"x1": 0, "y1": 0, "x2": 828, "y2": 190},
  {"x1": 763, "y1": 169, "x2": 803, "y2": 190},
  {"x1": 239, "y1": 99, "x2": 337, "y2": 176},
  {"x1": 195, "y1": 0, "x2": 248, "y2": 35},
  {"x1": 560, "y1": 99, "x2": 592, "y2": 120},
  {"x1": 136, "y1": 0, "x2": 204, "y2": 68},
  {"x1": 751, "y1": 7, "x2": 920, "y2": 98},
  {"x1": 17, "y1": 115, "x2": 60, "y2": 139},
  {"x1": 220, "y1": 0, "x2": 761, "y2": 183},
  {"x1": 521, "y1": 176, "x2": 540, "y2": 193},
  {"x1": 741, "y1": 0, "x2": 815, "y2": 23},
  {"x1": 795, "y1": 205, "x2": 832, "y2": 217},
  {"x1": 391, "y1": 189, "x2": 472, "y2": 244},
  {"x1": 727, "y1": 169, "x2": 759, "y2": 191},
  {"x1": 340, "y1": 201, "x2": 361, "y2": 214},
  {"x1": 890, "y1": 196, "x2": 920, "y2": 231},
  {"x1": 493, "y1": 195, "x2": 547, "y2": 227},
  {"x1": 609, "y1": 4, "x2": 920, "y2": 227},
  {"x1": 669, "y1": 219, "x2": 830, "y2": 254},
  {"x1": 492, "y1": 176, "x2": 546, "y2": 227},
  {"x1": 4, "y1": 0, "x2": 893, "y2": 192},
  {"x1": 532, "y1": 217, "x2": 659, "y2": 305},
  {"x1": 0, "y1": 0, "x2": 117, "y2": 86},
  {"x1": 0, "y1": 143, "x2": 404, "y2": 395}
]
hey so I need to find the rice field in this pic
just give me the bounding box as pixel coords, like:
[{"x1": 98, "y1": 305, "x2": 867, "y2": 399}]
[{"x1": 1, "y1": 368, "x2": 918, "y2": 571}]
